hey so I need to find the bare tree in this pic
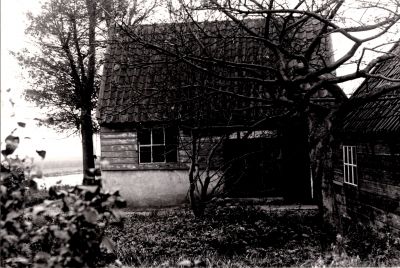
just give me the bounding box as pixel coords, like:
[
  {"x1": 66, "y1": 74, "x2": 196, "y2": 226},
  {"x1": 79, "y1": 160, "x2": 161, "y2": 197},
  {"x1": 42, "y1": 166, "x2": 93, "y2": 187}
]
[
  {"x1": 13, "y1": 0, "x2": 157, "y2": 182},
  {"x1": 104, "y1": 0, "x2": 400, "y2": 217}
]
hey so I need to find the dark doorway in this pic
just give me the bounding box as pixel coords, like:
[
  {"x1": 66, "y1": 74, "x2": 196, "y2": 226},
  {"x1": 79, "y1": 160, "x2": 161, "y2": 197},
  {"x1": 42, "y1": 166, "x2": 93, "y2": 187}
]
[
  {"x1": 280, "y1": 119, "x2": 312, "y2": 203},
  {"x1": 223, "y1": 138, "x2": 282, "y2": 197}
]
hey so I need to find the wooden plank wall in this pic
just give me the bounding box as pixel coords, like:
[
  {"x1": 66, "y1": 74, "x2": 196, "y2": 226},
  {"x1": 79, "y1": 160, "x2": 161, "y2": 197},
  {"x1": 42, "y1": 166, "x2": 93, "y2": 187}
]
[
  {"x1": 332, "y1": 140, "x2": 400, "y2": 233},
  {"x1": 178, "y1": 131, "x2": 224, "y2": 168},
  {"x1": 100, "y1": 126, "x2": 139, "y2": 170}
]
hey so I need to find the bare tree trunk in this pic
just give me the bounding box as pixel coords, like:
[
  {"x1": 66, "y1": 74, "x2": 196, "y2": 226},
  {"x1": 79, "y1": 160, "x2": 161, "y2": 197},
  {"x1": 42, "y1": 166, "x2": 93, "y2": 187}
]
[
  {"x1": 308, "y1": 111, "x2": 336, "y2": 249},
  {"x1": 81, "y1": 0, "x2": 96, "y2": 185},
  {"x1": 201, "y1": 135, "x2": 225, "y2": 203},
  {"x1": 200, "y1": 173, "x2": 210, "y2": 207},
  {"x1": 188, "y1": 130, "x2": 205, "y2": 217},
  {"x1": 81, "y1": 108, "x2": 95, "y2": 184}
]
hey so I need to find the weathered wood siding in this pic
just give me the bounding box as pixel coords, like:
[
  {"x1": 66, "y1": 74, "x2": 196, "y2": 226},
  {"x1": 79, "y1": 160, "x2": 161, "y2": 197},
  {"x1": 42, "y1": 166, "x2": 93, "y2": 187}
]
[
  {"x1": 178, "y1": 131, "x2": 224, "y2": 168},
  {"x1": 100, "y1": 127, "x2": 224, "y2": 171},
  {"x1": 100, "y1": 126, "x2": 139, "y2": 170},
  {"x1": 332, "y1": 140, "x2": 400, "y2": 233}
]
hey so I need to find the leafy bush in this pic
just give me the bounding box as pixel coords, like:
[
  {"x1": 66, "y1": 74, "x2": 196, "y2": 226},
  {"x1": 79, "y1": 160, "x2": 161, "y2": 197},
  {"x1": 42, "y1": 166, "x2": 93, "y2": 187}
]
[
  {"x1": 1, "y1": 96, "x2": 129, "y2": 266},
  {"x1": 0, "y1": 173, "x2": 126, "y2": 267},
  {"x1": 0, "y1": 172, "x2": 30, "y2": 266},
  {"x1": 24, "y1": 188, "x2": 49, "y2": 207},
  {"x1": 23, "y1": 185, "x2": 74, "y2": 208}
]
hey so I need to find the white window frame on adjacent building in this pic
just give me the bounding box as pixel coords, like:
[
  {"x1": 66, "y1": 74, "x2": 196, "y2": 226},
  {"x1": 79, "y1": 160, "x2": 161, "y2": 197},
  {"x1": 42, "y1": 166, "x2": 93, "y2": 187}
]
[
  {"x1": 343, "y1": 145, "x2": 357, "y2": 186},
  {"x1": 138, "y1": 127, "x2": 178, "y2": 164}
]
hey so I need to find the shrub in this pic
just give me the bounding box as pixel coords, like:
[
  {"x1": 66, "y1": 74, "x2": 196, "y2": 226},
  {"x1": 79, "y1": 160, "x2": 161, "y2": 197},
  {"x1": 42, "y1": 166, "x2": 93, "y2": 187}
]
[
  {"x1": 1, "y1": 111, "x2": 128, "y2": 266},
  {"x1": 1, "y1": 171, "x2": 35, "y2": 267},
  {"x1": 0, "y1": 172, "x2": 126, "y2": 267},
  {"x1": 24, "y1": 188, "x2": 49, "y2": 207}
]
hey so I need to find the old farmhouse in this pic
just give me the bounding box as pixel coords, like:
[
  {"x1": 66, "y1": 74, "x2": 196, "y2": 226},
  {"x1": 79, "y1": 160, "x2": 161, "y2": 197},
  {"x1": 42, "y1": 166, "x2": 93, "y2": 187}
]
[
  {"x1": 332, "y1": 41, "x2": 400, "y2": 232},
  {"x1": 97, "y1": 19, "x2": 343, "y2": 207}
]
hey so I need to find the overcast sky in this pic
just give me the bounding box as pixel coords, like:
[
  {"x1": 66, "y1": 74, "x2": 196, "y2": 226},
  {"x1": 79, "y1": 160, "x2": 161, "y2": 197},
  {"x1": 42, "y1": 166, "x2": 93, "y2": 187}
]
[
  {"x1": 1, "y1": 0, "x2": 87, "y2": 161},
  {"x1": 1, "y1": 0, "x2": 397, "y2": 162}
]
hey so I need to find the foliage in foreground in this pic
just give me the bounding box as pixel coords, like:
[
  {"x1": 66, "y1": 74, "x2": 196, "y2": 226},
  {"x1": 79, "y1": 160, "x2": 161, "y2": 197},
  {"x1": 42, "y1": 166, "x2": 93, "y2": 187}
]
[
  {"x1": 107, "y1": 204, "x2": 400, "y2": 267},
  {"x1": 0, "y1": 171, "x2": 126, "y2": 267}
]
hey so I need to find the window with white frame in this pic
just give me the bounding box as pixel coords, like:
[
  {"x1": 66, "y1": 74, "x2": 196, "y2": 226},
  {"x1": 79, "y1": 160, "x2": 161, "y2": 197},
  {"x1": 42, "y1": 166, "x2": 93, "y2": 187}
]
[
  {"x1": 343, "y1": 145, "x2": 357, "y2": 185},
  {"x1": 138, "y1": 127, "x2": 178, "y2": 163}
]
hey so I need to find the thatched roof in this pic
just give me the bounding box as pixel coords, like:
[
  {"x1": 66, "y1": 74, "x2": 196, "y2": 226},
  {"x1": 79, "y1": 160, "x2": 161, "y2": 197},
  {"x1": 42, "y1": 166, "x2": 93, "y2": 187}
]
[{"x1": 341, "y1": 41, "x2": 400, "y2": 135}]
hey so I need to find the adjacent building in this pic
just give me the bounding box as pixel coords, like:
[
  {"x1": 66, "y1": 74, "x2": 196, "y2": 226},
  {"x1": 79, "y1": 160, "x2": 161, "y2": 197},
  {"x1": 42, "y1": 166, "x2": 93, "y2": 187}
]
[{"x1": 332, "y1": 41, "x2": 400, "y2": 232}]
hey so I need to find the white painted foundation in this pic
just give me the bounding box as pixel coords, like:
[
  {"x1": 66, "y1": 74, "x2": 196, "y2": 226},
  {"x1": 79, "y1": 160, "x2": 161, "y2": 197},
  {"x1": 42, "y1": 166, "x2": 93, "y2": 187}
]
[{"x1": 102, "y1": 170, "x2": 190, "y2": 207}]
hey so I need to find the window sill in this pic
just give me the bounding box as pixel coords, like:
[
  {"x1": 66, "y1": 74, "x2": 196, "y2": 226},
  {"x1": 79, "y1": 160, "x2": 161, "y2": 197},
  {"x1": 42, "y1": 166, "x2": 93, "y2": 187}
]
[
  {"x1": 343, "y1": 182, "x2": 358, "y2": 187},
  {"x1": 332, "y1": 180, "x2": 343, "y2": 186},
  {"x1": 137, "y1": 162, "x2": 188, "y2": 170}
]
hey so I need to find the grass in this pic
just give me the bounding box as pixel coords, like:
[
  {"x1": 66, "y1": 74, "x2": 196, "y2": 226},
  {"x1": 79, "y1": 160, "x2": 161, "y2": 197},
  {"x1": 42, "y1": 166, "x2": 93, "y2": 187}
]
[
  {"x1": 18, "y1": 186, "x2": 400, "y2": 267},
  {"x1": 106, "y1": 205, "x2": 400, "y2": 267},
  {"x1": 106, "y1": 205, "x2": 324, "y2": 267}
]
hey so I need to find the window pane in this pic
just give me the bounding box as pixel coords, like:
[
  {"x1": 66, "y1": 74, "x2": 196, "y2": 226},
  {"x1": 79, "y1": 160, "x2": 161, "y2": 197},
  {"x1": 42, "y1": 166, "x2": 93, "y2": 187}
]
[
  {"x1": 349, "y1": 165, "x2": 353, "y2": 184},
  {"x1": 165, "y1": 127, "x2": 178, "y2": 145},
  {"x1": 347, "y1": 165, "x2": 351, "y2": 183},
  {"x1": 343, "y1": 146, "x2": 358, "y2": 186},
  {"x1": 353, "y1": 166, "x2": 358, "y2": 185},
  {"x1": 152, "y1": 128, "x2": 164, "y2": 144},
  {"x1": 140, "y1": 146, "x2": 151, "y2": 163},
  {"x1": 350, "y1": 147, "x2": 353, "y2": 165},
  {"x1": 153, "y1": 145, "x2": 166, "y2": 162},
  {"x1": 138, "y1": 129, "x2": 151, "y2": 145},
  {"x1": 166, "y1": 144, "x2": 177, "y2": 162}
]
